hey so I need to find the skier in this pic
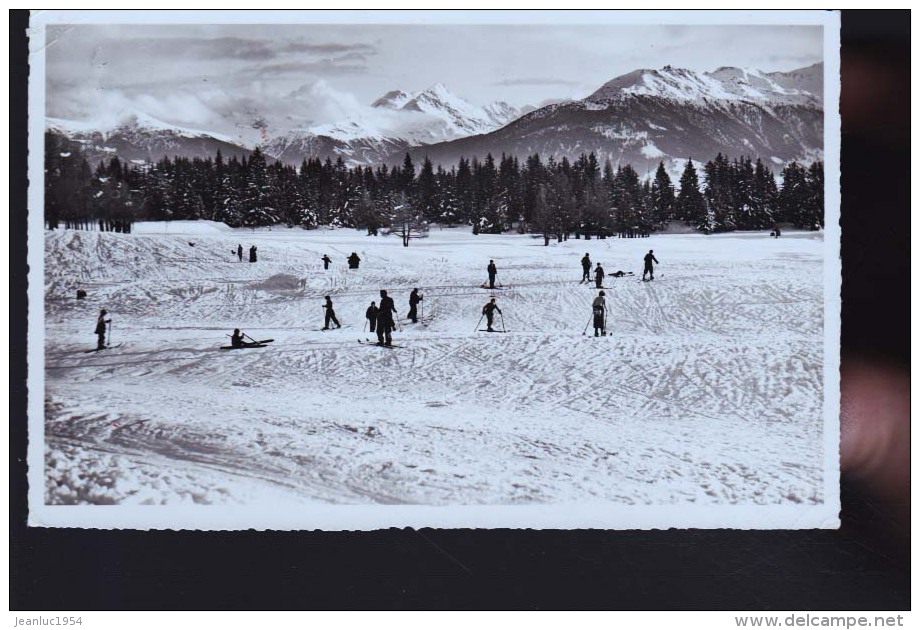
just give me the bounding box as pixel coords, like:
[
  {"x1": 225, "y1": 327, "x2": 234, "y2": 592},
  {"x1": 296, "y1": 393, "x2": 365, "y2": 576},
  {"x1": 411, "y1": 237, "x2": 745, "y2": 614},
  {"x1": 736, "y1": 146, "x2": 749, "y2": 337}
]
[
  {"x1": 322, "y1": 295, "x2": 342, "y2": 330},
  {"x1": 408, "y1": 288, "x2": 423, "y2": 323},
  {"x1": 581, "y1": 253, "x2": 592, "y2": 282},
  {"x1": 237, "y1": 244, "x2": 243, "y2": 262},
  {"x1": 592, "y1": 291, "x2": 608, "y2": 337},
  {"x1": 482, "y1": 298, "x2": 503, "y2": 332},
  {"x1": 249, "y1": 245, "x2": 258, "y2": 263},
  {"x1": 94, "y1": 309, "x2": 111, "y2": 350},
  {"x1": 642, "y1": 250, "x2": 659, "y2": 281},
  {"x1": 376, "y1": 289, "x2": 397, "y2": 346},
  {"x1": 365, "y1": 301, "x2": 379, "y2": 333},
  {"x1": 348, "y1": 252, "x2": 361, "y2": 269},
  {"x1": 321, "y1": 254, "x2": 332, "y2": 270},
  {"x1": 487, "y1": 260, "x2": 498, "y2": 289},
  {"x1": 594, "y1": 262, "x2": 605, "y2": 289}
]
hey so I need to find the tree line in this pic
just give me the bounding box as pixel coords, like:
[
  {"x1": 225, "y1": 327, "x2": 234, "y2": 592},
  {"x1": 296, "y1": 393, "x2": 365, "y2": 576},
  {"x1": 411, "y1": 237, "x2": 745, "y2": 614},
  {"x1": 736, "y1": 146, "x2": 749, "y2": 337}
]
[{"x1": 44, "y1": 131, "x2": 824, "y2": 238}]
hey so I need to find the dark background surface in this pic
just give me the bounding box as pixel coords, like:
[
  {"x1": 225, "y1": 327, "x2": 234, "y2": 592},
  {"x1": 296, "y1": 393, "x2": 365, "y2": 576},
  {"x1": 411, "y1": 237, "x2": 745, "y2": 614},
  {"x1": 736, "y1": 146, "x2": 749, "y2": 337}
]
[{"x1": 10, "y1": 10, "x2": 909, "y2": 610}]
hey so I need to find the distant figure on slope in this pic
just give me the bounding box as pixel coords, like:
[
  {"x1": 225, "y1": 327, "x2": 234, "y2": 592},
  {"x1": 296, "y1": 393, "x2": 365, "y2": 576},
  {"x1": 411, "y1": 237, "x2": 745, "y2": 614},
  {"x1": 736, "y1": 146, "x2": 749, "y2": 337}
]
[
  {"x1": 322, "y1": 295, "x2": 341, "y2": 330},
  {"x1": 770, "y1": 225, "x2": 782, "y2": 238},
  {"x1": 237, "y1": 244, "x2": 243, "y2": 262},
  {"x1": 487, "y1": 259, "x2": 498, "y2": 289},
  {"x1": 592, "y1": 291, "x2": 608, "y2": 337},
  {"x1": 348, "y1": 252, "x2": 361, "y2": 269},
  {"x1": 642, "y1": 250, "x2": 659, "y2": 281},
  {"x1": 594, "y1": 262, "x2": 605, "y2": 289},
  {"x1": 230, "y1": 328, "x2": 245, "y2": 348},
  {"x1": 376, "y1": 290, "x2": 397, "y2": 346},
  {"x1": 94, "y1": 309, "x2": 111, "y2": 350},
  {"x1": 249, "y1": 245, "x2": 257, "y2": 263},
  {"x1": 581, "y1": 253, "x2": 592, "y2": 282},
  {"x1": 482, "y1": 298, "x2": 503, "y2": 332},
  {"x1": 408, "y1": 288, "x2": 423, "y2": 323},
  {"x1": 321, "y1": 254, "x2": 332, "y2": 270},
  {"x1": 366, "y1": 301, "x2": 378, "y2": 333}
]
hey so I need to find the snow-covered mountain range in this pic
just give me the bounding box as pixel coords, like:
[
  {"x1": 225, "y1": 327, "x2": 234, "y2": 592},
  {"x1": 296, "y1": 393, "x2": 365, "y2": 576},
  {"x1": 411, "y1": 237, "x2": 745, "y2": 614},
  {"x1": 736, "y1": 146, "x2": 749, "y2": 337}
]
[
  {"x1": 403, "y1": 63, "x2": 824, "y2": 173},
  {"x1": 45, "y1": 63, "x2": 823, "y2": 172},
  {"x1": 46, "y1": 112, "x2": 252, "y2": 165},
  {"x1": 262, "y1": 83, "x2": 524, "y2": 166}
]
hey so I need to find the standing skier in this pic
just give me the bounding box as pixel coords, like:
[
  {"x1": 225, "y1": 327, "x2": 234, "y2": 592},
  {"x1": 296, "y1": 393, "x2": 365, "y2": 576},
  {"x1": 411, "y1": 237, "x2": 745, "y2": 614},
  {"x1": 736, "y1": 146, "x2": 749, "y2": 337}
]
[
  {"x1": 376, "y1": 289, "x2": 397, "y2": 346},
  {"x1": 592, "y1": 291, "x2": 608, "y2": 337},
  {"x1": 487, "y1": 259, "x2": 498, "y2": 289},
  {"x1": 249, "y1": 245, "x2": 258, "y2": 263},
  {"x1": 581, "y1": 253, "x2": 592, "y2": 282},
  {"x1": 482, "y1": 298, "x2": 503, "y2": 332},
  {"x1": 321, "y1": 254, "x2": 332, "y2": 270},
  {"x1": 594, "y1": 262, "x2": 605, "y2": 289},
  {"x1": 643, "y1": 250, "x2": 659, "y2": 281},
  {"x1": 94, "y1": 309, "x2": 111, "y2": 350},
  {"x1": 408, "y1": 288, "x2": 423, "y2": 323},
  {"x1": 322, "y1": 295, "x2": 342, "y2": 330},
  {"x1": 237, "y1": 244, "x2": 243, "y2": 262},
  {"x1": 365, "y1": 301, "x2": 378, "y2": 333}
]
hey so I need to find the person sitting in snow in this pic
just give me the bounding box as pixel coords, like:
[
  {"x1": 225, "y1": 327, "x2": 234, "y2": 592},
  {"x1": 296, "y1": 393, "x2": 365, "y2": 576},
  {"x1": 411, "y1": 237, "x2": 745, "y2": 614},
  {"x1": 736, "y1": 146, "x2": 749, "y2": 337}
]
[{"x1": 348, "y1": 252, "x2": 361, "y2": 269}]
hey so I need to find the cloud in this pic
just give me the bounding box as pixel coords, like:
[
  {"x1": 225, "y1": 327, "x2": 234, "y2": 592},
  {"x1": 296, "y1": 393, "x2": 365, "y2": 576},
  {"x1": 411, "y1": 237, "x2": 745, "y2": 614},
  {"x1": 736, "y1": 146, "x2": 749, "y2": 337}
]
[
  {"x1": 280, "y1": 41, "x2": 376, "y2": 55},
  {"x1": 494, "y1": 77, "x2": 582, "y2": 87}
]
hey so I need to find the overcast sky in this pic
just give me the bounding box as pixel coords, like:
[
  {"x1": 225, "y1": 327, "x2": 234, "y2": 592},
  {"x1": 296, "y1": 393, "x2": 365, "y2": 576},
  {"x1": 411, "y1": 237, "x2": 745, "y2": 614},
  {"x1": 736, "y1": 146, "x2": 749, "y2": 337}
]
[{"x1": 44, "y1": 23, "x2": 823, "y2": 141}]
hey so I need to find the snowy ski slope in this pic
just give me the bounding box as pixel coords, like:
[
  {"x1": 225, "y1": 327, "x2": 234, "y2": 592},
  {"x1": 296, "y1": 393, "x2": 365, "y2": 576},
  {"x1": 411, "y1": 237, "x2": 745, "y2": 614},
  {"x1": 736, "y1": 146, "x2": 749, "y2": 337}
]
[{"x1": 42, "y1": 225, "x2": 828, "y2": 508}]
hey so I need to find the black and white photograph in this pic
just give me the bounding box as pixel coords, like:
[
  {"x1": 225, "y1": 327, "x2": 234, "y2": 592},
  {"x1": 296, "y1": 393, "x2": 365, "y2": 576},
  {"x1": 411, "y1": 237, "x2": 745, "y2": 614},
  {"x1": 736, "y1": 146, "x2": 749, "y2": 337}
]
[{"x1": 28, "y1": 10, "x2": 841, "y2": 529}]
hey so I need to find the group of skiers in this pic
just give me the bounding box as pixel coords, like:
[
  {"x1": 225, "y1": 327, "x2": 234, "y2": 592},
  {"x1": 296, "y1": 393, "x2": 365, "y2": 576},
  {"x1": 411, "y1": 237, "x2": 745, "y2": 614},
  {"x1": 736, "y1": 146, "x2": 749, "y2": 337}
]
[
  {"x1": 235, "y1": 244, "x2": 257, "y2": 263},
  {"x1": 93, "y1": 251, "x2": 660, "y2": 349},
  {"x1": 581, "y1": 250, "x2": 659, "y2": 287}
]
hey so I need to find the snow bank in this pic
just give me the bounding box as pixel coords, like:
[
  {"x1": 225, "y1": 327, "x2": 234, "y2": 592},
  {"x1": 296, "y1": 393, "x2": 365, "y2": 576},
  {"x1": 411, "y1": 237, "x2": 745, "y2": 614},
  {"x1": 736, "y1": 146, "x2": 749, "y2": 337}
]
[{"x1": 133, "y1": 220, "x2": 234, "y2": 235}]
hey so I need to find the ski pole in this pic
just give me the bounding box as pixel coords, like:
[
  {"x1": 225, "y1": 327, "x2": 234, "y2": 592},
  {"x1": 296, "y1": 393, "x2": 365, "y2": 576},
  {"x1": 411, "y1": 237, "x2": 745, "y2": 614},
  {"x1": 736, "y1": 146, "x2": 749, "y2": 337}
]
[
  {"x1": 499, "y1": 311, "x2": 506, "y2": 333},
  {"x1": 108, "y1": 320, "x2": 113, "y2": 346},
  {"x1": 243, "y1": 332, "x2": 261, "y2": 344},
  {"x1": 474, "y1": 313, "x2": 485, "y2": 332},
  {"x1": 363, "y1": 319, "x2": 368, "y2": 332},
  {"x1": 582, "y1": 315, "x2": 592, "y2": 336}
]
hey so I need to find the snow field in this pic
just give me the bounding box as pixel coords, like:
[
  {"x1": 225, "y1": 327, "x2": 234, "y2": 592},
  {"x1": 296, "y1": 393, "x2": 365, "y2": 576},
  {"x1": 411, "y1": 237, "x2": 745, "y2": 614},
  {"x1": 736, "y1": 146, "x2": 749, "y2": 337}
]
[{"x1": 43, "y1": 225, "x2": 827, "y2": 506}]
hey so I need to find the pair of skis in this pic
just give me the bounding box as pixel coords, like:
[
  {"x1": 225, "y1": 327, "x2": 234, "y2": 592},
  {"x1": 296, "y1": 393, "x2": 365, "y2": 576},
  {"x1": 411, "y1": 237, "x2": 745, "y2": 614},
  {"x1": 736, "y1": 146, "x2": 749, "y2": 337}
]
[
  {"x1": 358, "y1": 338, "x2": 401, "y2": 348},
  {"x1": 83, "y1": 342, "x2": 124, "y2": 353}
]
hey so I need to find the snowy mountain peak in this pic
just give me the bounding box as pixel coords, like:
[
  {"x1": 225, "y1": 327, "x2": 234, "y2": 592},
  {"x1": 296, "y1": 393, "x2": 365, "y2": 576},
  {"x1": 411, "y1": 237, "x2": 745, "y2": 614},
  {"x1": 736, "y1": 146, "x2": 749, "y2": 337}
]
[
  {"x1": 371, "y1": 89, "x2": 413, "y2": 110},
  {"x1": 587, "y1": 64, "x2": 822, "y2": 107}
]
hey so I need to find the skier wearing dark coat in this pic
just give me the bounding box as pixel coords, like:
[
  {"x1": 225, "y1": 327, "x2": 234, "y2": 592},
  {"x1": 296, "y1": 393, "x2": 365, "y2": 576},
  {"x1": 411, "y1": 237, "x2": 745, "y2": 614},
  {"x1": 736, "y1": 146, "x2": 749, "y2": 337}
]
[
  {"x1": 94, "y1": 309, "x2": 111, "y2": 350},
  {"x1": 230, "y1": 328, "x2": 245, "y2": 348},
  {"x1": 365, "y1": 301, "x2": 378, "y2": 333},
  {"x1": 581, "y1": 253, "x2": 592, "y2": 282},
  {"x1": 487, "y1": 260, "x2": 498, "y2": 289},
  {"x1": 376, "y1": 290, "x2": 397, "y2": 346},
  {"x1": 322, "y1": 295, "x2": 341, "y2": 330},
  {"x1": 237, "y1": 244, "x2": 243, "y2": 262},
  {"x1": 482, "y1": 298, "x2": 502, "y2": 332},
  {"x1": 594, "y1": 262, "x2": 605, "y2": 289},
  {"x1": 408, "y1": 288, "x2": 423, "y2": 323},
  {"x1": 249, "y1": 245, "x2": 257, "y2": 263},
  {"x1": 592, "y1": 291, "x2": 607, "y2": 337},
  {"x1": 321, "y1": 254, "x2": 332, "y2": 270},
  {"x1": 348, "y1": 252, "x2": 361, "y2": 269},
  {"x1": 642, "y1": 250, "x2": 659, "y2": 281}
]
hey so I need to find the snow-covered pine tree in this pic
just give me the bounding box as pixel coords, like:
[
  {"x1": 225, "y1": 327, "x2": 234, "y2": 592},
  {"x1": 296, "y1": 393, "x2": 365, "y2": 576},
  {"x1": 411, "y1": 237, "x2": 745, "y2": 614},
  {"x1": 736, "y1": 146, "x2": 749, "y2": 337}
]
[
  {"x1": 778, "y1": 161, "x2": 809, "y2": 227},
  {"x1": 676, "y1": 158, "x2": 706, "y2": 230},
  {"x1": 650, "y1": 161, "x2": 675, "y2": 228}
]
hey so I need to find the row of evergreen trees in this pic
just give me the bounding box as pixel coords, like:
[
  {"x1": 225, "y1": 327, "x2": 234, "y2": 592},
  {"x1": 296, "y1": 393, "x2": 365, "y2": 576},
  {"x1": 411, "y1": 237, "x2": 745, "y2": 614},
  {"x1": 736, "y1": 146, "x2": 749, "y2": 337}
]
[{"x1": 44, "y1": 132, "x2": 824, "y2": 236}]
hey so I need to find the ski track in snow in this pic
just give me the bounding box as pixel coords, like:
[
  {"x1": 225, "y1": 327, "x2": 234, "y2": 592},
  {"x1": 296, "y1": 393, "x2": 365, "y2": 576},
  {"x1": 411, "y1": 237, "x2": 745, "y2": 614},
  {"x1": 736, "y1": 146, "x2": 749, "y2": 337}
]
[{"x1": 43, "y1": 227, "x2": 826, "y2": 507}]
